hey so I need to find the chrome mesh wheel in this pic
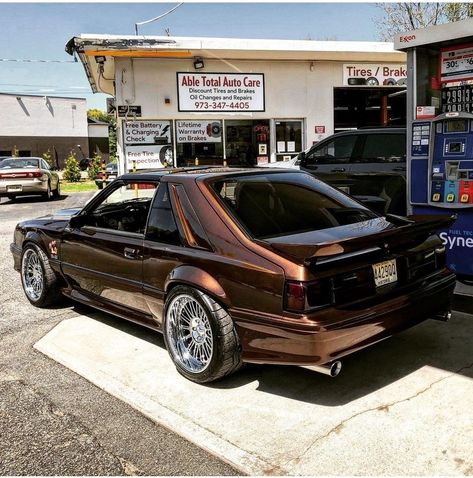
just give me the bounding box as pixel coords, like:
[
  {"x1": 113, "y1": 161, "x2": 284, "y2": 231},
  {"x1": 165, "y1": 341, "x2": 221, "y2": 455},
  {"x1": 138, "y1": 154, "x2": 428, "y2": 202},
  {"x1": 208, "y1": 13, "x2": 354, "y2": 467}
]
[
  {"x1": 165, "y1": 293, "x2": 214, "y2": 374},
  {"x1": 21, "y1": 248, "x2": 44, "y2": 301}
]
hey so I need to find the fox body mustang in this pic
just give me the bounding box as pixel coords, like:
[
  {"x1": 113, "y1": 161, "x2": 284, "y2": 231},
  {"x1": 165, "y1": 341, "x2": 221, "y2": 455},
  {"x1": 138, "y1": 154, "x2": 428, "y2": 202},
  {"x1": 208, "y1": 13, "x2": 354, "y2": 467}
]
[{"x1": 11, "y1": 168, "x2": 456, "y2": 383}]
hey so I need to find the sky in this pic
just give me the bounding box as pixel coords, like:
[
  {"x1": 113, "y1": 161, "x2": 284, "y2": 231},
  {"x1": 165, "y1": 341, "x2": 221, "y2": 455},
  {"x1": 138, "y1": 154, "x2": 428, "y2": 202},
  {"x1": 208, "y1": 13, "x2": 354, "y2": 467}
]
[{"x1": 0, "y1": 2, "x2": 383, "y2": 110}]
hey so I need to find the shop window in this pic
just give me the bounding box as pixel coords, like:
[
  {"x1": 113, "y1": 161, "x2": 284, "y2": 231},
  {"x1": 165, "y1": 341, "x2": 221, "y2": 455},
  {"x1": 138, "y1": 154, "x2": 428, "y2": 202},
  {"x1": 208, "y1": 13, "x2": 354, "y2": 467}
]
[
  {"x1": 275, "y1": 120, "x2": 302, "y2": 161},
  {"x1": 176, "y1": 120, "x2": 223, "y2": 167},
  {"x1": 334, "y1": 87, "x2": 406, "y2": 131},
  {"x1": 225, "y1": 120, "x2": 270, "y2": 166}
]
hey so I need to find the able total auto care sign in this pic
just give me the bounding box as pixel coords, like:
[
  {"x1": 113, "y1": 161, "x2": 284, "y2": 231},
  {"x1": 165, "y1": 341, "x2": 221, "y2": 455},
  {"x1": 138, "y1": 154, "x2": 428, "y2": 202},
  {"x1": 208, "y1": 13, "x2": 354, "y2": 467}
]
[
  {"x1": 177, "y1": 72, "x2": 265, "y2": 112},
  {"x1": 343, "y1": 64, "x2": 407, "y2": 86}
]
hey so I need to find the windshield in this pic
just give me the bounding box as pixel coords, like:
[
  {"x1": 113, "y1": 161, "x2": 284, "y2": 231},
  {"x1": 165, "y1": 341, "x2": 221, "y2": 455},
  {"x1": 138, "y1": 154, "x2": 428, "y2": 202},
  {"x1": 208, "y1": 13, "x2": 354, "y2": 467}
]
[
  {"x1": 210, "y1": 172, "x2": 378, "y2": 239},
  {"x1": 0, "y1": 158, "x2": 39, "y2": 169}
]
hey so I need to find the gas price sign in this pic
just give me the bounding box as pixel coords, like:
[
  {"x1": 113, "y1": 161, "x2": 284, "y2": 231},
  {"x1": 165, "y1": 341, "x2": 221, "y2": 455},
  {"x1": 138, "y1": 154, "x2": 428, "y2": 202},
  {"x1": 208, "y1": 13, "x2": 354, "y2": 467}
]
[{"x1": 440, "y1": 44, "x2": 473, "y2": 83}]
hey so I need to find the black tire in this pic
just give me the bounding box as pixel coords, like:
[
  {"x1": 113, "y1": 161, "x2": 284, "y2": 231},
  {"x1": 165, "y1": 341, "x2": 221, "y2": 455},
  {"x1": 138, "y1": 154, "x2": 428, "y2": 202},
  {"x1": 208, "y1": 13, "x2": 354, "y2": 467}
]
[
  {"x1": 43, "y1": 182, "x2": 53, "y2": 201},
  {"x1": 8, "y1": 195, "x2": 16, "y2": 202},
  {"x1": 20, "y1": 243, "x2": 62, "y2": 307},
  {"x1": 52, "y1": 180, "x2": 61, "y2": 199},
  {"x1": 163, "y1": 285, "x2": 242, "y2": 383}
]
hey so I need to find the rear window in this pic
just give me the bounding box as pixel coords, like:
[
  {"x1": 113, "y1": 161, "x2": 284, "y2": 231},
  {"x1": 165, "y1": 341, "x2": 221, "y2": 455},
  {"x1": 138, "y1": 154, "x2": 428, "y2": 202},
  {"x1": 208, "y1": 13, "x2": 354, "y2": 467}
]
[
  {"x1": 0, "y1": 158, "x2": 39, "y2": 169},
  {"x1": 210, "y1": 172, "x2": 378, "y2": 239}
]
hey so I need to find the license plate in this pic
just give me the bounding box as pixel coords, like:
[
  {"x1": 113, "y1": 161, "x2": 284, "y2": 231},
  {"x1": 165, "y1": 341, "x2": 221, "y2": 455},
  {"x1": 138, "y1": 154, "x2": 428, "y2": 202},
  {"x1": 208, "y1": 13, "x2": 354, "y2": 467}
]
[
  {"x1": 108, "y1": 175, "x2": 116, "y2": 180},
  {"x1": 372, "y1": 259, "x2": 397, "y2": 287},
  {"x1": 7, "y1": 185, "x2": 22, "y2": 192}
]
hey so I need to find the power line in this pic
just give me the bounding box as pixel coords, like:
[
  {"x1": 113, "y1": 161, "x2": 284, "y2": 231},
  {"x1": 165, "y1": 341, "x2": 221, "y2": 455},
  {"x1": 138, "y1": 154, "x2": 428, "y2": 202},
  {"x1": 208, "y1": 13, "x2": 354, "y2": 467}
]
[{"x1": 0, "y1": 58, "x2": 77, "y2": 64}]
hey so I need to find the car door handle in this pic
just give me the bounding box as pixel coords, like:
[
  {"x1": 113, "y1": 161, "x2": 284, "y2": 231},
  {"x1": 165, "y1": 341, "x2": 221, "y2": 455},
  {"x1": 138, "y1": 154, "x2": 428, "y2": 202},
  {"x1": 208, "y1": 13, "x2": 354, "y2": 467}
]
[
  {"x1": 124, "y1": 247, "x2": 139, "y2": 259},
  {"x1": 331, "y1": 167, "x2": 346, "y2": 172}
]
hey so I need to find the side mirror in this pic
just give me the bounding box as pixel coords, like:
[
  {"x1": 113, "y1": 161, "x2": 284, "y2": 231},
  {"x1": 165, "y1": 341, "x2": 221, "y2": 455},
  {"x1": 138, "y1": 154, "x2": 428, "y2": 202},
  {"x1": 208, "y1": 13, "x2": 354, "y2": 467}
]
[
  {"x1": 298, "y1": 151, "x2": 306, "y2": 167},
  {"x1": 68, "y1": 214, "x2": 87, "y2": 230}
]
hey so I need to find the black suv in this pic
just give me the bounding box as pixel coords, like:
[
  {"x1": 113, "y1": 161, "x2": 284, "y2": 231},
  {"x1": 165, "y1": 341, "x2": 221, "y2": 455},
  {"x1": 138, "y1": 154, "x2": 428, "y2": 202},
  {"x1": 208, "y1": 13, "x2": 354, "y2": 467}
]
[{"x1": 298, "y1": 128, "x2": 406, "y2": 215}]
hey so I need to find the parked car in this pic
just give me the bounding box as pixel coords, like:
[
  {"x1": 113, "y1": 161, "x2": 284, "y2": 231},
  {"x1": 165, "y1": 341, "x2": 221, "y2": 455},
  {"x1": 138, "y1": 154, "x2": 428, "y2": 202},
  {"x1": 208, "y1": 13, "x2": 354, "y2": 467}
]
[
  {"x1": 298, "y1": 128, "x2": 406, "y2": 215},
  {"x1": 11, "y1": 168, "x2": 455, "y2": 383},
  {"x1": 95, "y1": 163, "x2": 118, "y2": 189},
  {"x1": 0, "y1": 157, "x2": 60, "y2": 200}
]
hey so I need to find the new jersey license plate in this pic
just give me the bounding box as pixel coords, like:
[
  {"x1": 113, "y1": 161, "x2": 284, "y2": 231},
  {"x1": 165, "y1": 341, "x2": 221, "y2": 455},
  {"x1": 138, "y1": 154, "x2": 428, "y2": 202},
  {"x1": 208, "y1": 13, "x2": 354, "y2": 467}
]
[
  {"x1": 372, "y1": 259, "x2": 397, "y2": 287},
  {"x1": 7, "y1": 185, "x2": 22, "y2": 192}
]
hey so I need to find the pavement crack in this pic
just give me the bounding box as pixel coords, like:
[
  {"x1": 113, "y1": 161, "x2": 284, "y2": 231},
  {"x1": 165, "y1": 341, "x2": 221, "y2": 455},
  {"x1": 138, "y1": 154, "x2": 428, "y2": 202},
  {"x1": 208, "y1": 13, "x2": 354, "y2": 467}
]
[{"x1": 282, "y1": 361, "x2": 473, "y2": 469}]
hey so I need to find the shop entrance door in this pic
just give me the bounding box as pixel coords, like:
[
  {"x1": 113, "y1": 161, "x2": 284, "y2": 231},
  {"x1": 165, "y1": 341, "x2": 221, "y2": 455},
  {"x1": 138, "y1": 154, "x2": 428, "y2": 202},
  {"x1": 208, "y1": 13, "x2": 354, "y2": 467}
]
[
  {"x1": 225, "y1": 120, "x2": 270, "y2": 166},
  {"x1": 275, "y1": 120, "x2": 303, "y2": 162}
]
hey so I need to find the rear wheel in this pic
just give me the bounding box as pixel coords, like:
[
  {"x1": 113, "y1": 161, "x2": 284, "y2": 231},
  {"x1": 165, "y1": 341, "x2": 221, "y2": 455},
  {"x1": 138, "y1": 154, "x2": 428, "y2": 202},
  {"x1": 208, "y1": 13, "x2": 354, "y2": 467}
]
[
  {"x1": 21, "y1": 244, "x2": 62, "y2": 307},
  {"x1": 53, "y1": 180, "x2": 61, "y2": 198},
  {"x1": 163, "y1": 285, "x2": 242, "y2": 383},
  {"x1": 43, "y1": 182, "x2": 53, "y2": 200}
]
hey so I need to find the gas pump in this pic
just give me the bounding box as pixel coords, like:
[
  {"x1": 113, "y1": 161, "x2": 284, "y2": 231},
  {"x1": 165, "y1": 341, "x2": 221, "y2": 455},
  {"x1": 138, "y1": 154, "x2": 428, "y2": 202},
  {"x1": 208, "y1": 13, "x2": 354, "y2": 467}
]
[{"x1": 395, "y1": 18, "x2": 473, "y2": 282}]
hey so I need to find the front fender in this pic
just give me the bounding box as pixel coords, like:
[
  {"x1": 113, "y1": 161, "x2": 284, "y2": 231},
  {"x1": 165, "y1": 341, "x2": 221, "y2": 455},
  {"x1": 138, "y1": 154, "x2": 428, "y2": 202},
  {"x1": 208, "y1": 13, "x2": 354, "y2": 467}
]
[{"x1": 165, "y1": 265, "x2": 229, "y2": 306}]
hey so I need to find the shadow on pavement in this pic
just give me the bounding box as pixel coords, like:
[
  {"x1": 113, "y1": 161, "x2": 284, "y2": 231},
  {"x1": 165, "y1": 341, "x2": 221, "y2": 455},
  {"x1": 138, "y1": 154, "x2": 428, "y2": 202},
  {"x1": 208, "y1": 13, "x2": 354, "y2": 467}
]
[
  {"x1": 66, "y1": 301, "x2": 473, "y2": 407},
  {"x1": 0, "y1": 195, "x2": 69, "y2": 205}
]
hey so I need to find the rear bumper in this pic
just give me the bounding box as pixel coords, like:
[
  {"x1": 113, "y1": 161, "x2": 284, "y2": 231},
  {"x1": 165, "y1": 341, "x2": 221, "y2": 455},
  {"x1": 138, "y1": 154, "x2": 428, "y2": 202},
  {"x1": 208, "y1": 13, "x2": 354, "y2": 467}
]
[
  {"x1": 233, "y1": 270, "x2": 456, "y2": 366},
  {"x1": 0, "y1": 179, "x2": 48, "y2": 196}
]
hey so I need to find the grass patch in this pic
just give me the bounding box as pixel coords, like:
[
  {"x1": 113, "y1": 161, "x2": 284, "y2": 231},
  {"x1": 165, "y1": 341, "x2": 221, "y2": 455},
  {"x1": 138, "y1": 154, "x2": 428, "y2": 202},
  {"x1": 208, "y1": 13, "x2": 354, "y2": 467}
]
[{"x1": 61, "y1": 180, "x2": 98, "y2": 193}]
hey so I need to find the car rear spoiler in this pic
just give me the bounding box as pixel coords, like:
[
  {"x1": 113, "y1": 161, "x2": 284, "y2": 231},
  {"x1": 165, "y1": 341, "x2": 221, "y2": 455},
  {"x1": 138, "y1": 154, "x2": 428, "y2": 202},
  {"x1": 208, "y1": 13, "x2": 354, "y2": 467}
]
[{"x1": 265, "y1": 214, "x2": 456, "y2": 267}]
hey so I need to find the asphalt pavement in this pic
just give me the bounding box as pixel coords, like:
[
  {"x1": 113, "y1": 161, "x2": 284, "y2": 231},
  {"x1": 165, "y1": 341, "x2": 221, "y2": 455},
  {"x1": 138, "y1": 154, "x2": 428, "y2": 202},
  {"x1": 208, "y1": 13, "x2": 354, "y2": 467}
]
[{"x1": 0, "y1": 193, "x2": 238, "y2": 476}]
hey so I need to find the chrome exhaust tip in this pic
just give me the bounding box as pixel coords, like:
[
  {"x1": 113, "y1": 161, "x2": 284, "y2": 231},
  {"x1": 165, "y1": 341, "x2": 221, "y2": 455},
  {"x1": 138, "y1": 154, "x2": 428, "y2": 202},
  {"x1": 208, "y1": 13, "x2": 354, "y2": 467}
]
[
  {"x1": 301, "y1": 360, "x2": 342, "y2": 377},
  {"x1": 432, "y1": 310, "x2": 452, "y2": 322}
]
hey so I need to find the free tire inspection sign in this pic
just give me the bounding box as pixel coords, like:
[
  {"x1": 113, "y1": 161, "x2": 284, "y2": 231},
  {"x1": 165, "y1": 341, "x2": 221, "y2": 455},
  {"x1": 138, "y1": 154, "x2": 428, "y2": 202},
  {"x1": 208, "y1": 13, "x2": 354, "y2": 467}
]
[
  {"x1": 440, "y1": 44, "x2": 473, "y2": 83},
  {"x1": 177, "y1": 72, "x2": 265, "y2": 112}
]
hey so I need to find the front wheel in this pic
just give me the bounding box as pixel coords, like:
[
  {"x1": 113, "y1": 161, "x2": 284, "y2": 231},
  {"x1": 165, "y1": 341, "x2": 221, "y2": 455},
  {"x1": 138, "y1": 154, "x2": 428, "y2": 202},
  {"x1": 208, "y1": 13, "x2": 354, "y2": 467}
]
[
  {"x1": 163, "y1": 286, "x2": 242, "y2": 383},
  {"x1": 21, "y1": 244, "x2": 62, "y2": 307}
]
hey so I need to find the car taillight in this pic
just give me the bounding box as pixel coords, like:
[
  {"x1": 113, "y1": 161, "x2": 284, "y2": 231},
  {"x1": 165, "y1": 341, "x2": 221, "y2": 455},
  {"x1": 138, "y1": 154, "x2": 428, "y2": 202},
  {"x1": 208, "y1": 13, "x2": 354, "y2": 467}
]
[
  {"x1": 285, "y1": 282, "x2": 306, "y2": 311},
  {"x1": 0, "y1": 170, "x2": 42, "y2": 179},
  {"x1": 285, "y1": 280, "x2": 334, "y2": 312}
]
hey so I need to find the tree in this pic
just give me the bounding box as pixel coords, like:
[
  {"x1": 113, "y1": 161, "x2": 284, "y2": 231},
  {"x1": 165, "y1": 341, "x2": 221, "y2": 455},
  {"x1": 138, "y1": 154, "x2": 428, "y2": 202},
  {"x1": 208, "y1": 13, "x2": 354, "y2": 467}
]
[
  {"x1": 376, "y1": 3, "x2": 473, "y2": 41},
  {"x1": 87, "y1": 108, "x2": 117, "y2": 163},
  {"x1": 42, "y1": 150, "x2": 52, "y2": 168},
  {"x1": 63, "y1": 152, "x2": 81, "y2": 182}
]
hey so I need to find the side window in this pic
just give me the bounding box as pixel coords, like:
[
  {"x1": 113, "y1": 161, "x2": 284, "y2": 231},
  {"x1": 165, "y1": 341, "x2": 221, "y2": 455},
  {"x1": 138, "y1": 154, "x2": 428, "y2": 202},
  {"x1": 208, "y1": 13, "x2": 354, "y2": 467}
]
[
  {"x1": 85, "y1": 182, "x2": 157, "y2": 233},
  {"x1": 146, "y1": 183, "x2": 181, "y2": 245},
  {"x1": 306, "y1": 135, "x2": 357, "y2": 165},
  {"x1": 358, "y1": 134, "x2": 406, "y2": 163},
  {"x1": 41, "y1": 160, "x2": 50, "y2": 170}
]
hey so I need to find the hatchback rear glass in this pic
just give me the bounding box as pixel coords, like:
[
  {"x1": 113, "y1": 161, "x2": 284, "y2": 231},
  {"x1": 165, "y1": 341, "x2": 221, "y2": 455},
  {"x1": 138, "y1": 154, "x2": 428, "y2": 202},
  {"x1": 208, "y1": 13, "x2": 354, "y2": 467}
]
[{"x1": 210, "y1": 172, "x2": 378, "y2": 239}]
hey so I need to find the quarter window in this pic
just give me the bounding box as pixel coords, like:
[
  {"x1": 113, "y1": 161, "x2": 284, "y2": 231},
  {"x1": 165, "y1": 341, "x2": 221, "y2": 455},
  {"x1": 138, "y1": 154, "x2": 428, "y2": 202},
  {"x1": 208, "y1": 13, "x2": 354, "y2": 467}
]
[{"x1": 146, "y1": 183, "x2": 181, "y2": 245}]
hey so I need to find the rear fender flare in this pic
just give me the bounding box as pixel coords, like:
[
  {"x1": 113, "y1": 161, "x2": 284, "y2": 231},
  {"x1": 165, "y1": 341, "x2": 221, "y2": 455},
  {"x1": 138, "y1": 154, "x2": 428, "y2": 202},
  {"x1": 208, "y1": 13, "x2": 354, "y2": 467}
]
[{"x1": 165, "y1": 265, "x2": 229, "y2": 307}]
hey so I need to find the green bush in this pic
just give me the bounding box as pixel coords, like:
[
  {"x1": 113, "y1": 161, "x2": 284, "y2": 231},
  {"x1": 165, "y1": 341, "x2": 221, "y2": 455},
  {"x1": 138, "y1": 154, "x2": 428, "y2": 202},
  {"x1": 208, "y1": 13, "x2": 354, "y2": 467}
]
[
  {"x1": 42, "y1": 150, "x2": 53, "y2": 168},
  {"x1": 88, "y1": 153, "x2": 102, "y2": 180},
  {"x1": 62, "y1": 152, "x2": 81, "y2": 182}
]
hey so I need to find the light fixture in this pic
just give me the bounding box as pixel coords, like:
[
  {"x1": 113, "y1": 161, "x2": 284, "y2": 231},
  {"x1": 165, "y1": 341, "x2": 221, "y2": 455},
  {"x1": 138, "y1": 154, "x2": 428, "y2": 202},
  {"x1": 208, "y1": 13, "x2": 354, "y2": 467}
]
[
  {"x1": 193, "y1": 57, "x2": 204, "y2": 70},
  {"x1": 310, "y1": 61, "x2": 315, "y2": 72},
  {"x1": 95, "y1": 55, "x2": 106, "y2": 65}
]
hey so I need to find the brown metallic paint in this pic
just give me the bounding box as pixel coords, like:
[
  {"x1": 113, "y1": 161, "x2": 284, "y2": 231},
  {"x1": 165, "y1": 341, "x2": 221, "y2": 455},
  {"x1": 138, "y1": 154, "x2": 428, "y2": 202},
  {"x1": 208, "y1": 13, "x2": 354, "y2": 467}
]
[{"x1": 11, "y1": 168, "x2": 457, "y2": 369}]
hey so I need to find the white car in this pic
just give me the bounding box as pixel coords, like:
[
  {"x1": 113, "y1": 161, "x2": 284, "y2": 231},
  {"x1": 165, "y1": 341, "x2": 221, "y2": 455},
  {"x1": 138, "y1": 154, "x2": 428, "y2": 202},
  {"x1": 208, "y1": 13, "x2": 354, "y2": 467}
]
[
  {"x1": 0, "y1": 157, "x2": 60, "y2": 200},
  {"x1": 260, "y1": 156, "x2": 300, "y2": 169}
]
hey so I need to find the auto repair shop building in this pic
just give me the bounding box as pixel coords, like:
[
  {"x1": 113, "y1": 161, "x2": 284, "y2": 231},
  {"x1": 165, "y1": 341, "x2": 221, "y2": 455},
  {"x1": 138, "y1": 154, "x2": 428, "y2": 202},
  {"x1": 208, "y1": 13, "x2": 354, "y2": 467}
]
[{"x1": 67, "y1": 35, "x2": 406, "y2": 173}]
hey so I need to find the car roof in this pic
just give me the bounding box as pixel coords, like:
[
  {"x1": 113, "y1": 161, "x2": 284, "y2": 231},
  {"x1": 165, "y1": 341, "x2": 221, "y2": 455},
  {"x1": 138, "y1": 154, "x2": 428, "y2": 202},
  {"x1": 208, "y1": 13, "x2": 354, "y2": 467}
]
[
  {"x1": 332, "y1": 127, "x2": 406, "y2": 135},
  {"x1": 119, "y1": 166, "x2": 304, "y2": 182}
]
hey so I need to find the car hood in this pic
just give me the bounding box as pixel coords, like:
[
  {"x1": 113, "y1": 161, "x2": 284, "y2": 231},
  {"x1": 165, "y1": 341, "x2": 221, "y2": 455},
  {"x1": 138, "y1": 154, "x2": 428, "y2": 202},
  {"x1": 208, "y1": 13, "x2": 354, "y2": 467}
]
[{"x1": 262, "y1": 215, "x2": 455, "y2": 266}]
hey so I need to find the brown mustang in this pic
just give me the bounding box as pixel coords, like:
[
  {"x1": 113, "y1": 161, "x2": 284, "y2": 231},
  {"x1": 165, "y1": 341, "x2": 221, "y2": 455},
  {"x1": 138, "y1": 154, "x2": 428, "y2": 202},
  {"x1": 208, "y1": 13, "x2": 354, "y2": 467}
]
[{"x1": 10, "y1": 168, "x2": 456, "y2": 383}]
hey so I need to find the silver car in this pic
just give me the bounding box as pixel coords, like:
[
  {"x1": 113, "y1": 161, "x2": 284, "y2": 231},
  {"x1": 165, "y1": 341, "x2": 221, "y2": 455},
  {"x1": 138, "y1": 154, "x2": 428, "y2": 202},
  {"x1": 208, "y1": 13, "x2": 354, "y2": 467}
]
[{"x1": 0, "y1": 157, "x2": 60, "y2": 200}]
